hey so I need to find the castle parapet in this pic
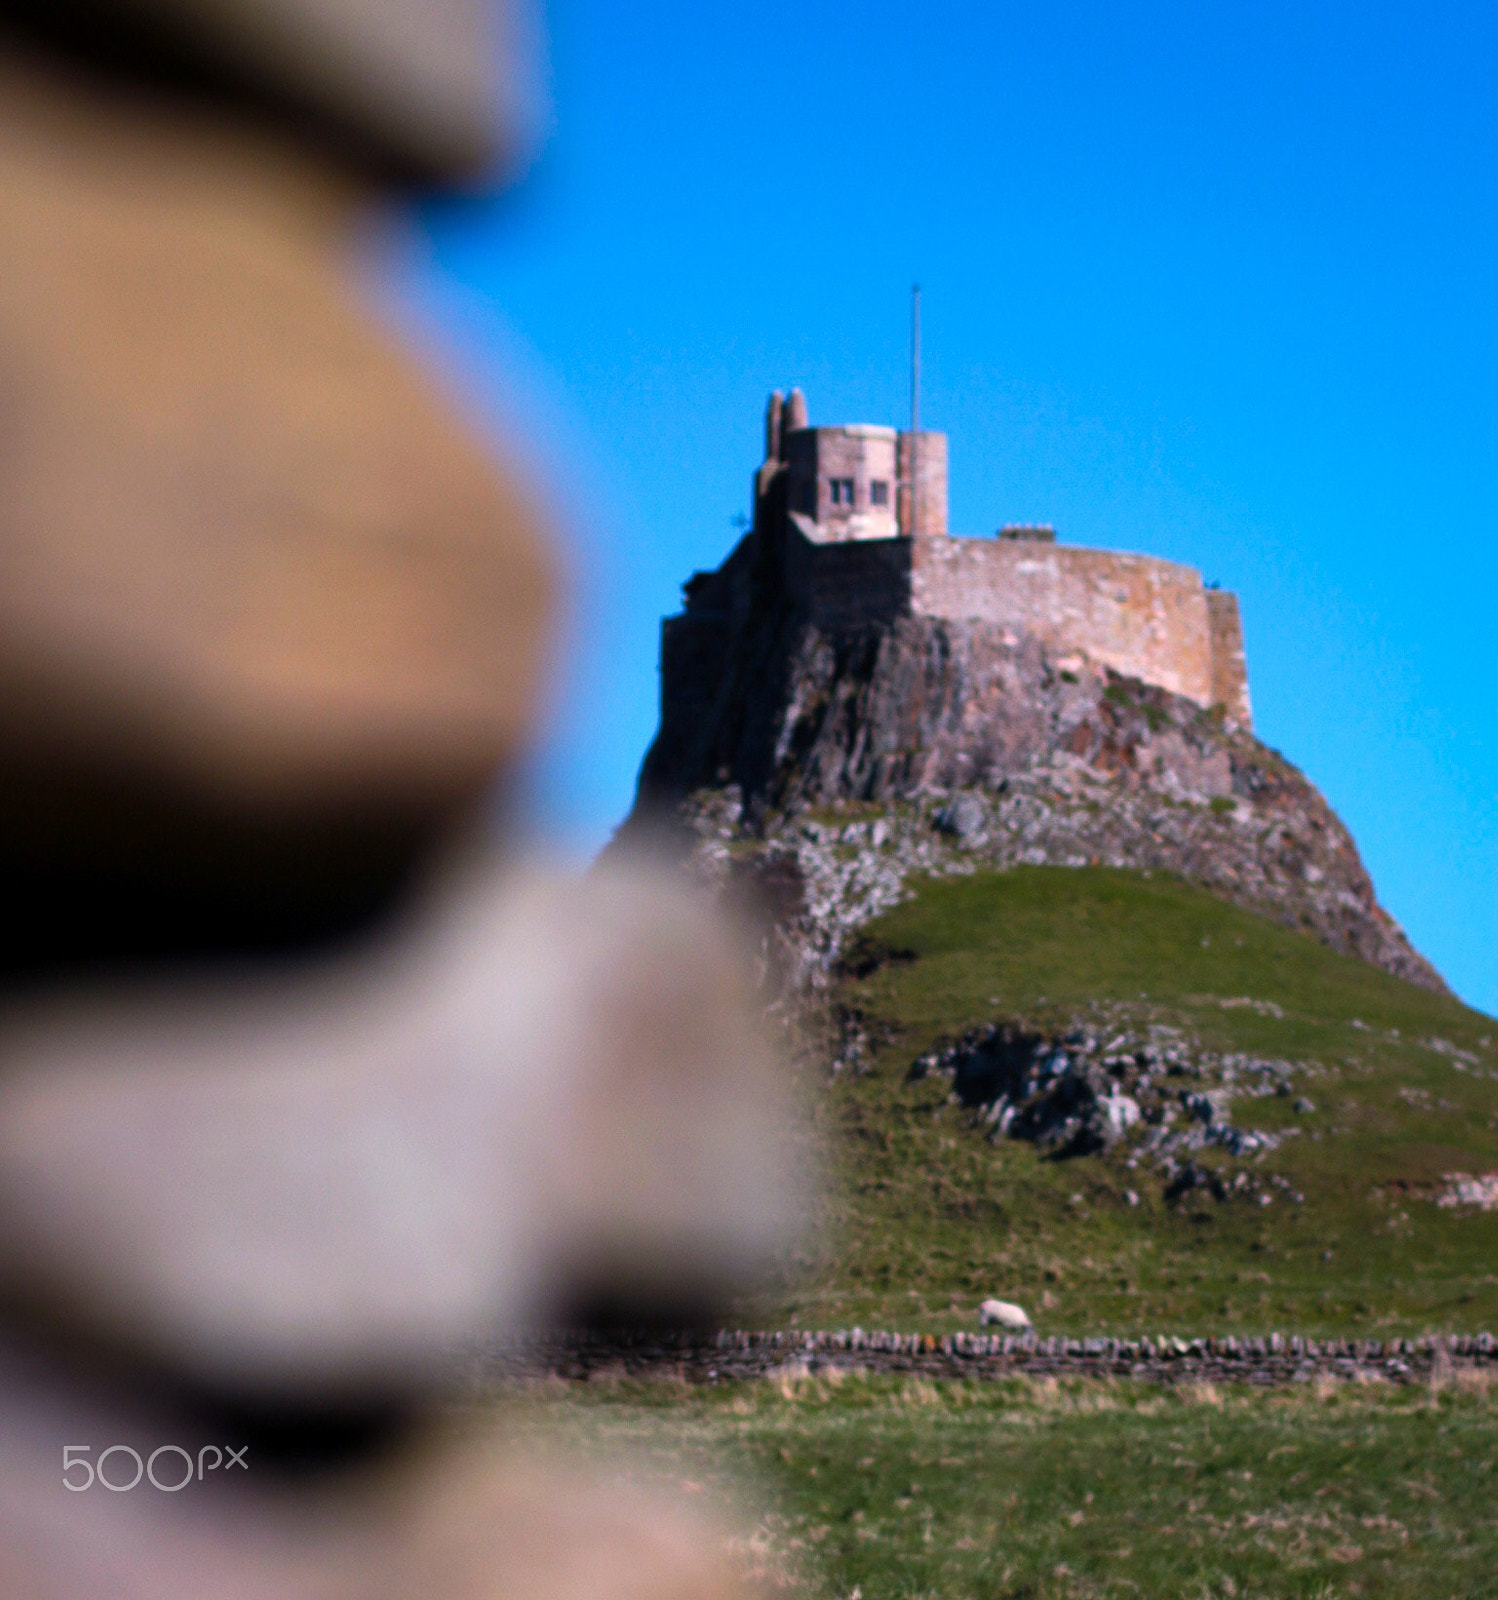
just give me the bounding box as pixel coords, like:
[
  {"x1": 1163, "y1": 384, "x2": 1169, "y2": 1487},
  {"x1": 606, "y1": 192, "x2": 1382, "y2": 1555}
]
[{"x1": 909, "y1": 536, "x2": 1224, "y2": 711}]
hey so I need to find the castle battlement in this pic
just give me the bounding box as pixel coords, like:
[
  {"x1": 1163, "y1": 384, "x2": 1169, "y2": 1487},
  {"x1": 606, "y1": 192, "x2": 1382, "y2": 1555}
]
[{"x1": 671, "y1": 390, "x2": 1252, "y2": 729}]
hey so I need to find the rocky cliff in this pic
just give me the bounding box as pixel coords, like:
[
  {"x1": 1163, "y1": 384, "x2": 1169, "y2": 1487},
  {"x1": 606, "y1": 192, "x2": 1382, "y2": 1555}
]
[{"x1": 630, "y1": 598, "x2": 1443, "y2": 996}]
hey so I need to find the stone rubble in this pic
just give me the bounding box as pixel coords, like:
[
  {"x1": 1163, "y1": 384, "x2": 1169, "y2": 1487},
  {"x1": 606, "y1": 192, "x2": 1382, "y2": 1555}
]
[{"x1": 896, "y1": 1015, "x2": 1309, "y2": 1205}]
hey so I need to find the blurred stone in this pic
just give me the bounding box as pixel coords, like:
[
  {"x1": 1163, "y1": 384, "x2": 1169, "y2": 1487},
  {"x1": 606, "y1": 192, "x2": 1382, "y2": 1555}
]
[
  {"x1": 541, "y1": 862, "x2": 806, "y2": 1322},
  {"x1": 0, "y1": 14, "x2": 796, "y2": 1598},
  {"x1": 933, "y1": 792, "x2": 987, "y2": 843},
  {"x1": 0, "y1": 1347, "x2": 753, "y2": 1597},
  {"x1": 3, "y1": 0, "x2": 530, "y2": 182},
  {"x1": 0, "y1": 53, "x2": 555, "y2": 958},
  {"x1": 0, "y1": 858, "x2": 802, "y2": 1403},
  {"x1": 389, "y1": 1443, "x2": 753, "y2": 1600}
]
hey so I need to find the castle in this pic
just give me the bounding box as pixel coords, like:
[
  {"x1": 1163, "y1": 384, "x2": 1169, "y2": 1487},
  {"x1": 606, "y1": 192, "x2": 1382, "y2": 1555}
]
[
  {"x1": 636, "y1": 395, "x2": 1449, "y2": 996},
  {"x1": 666, "y1": 389, "x2": 1252, "y2": 728}
]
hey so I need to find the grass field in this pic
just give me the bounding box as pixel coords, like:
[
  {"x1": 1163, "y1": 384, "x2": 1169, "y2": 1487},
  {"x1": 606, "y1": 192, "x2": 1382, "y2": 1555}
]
[
  {"x1": 496, "y1": 868, "x2": 1498, "y2": 1598},
  {"x1": 748, "y1": 867, "x2": 1498, "y2": 1336},
  {"x1": 499, "y1": 1371, "x2": 1498, "y2": 1599}
]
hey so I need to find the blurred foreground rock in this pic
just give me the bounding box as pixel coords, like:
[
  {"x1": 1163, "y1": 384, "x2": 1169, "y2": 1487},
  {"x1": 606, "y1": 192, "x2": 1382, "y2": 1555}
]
[
  {"x1": 2, "y1": 0, "x2": 528, "y2": 182},
  {"x1": 0, "y1": 6, "x2": 795, "y2": 1596},
  {"x1": 0, "y1": 43, "x2": 555, "y2": 967},
  {"x1": 0, "y1": 859, "x2": 801, "y2": 1403},
  {"x1": 0, "y1": 855, "x2": 794, "y2": 1600},
  {"x1": 0, "y1": 1344, "x2": 748, "y2": 1597}
]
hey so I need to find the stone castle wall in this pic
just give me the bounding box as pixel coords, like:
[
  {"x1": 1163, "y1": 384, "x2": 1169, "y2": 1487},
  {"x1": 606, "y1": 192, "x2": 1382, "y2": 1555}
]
[
  {"x1": 1206, "y1": 589, "x2": 1252, "y2": 727},
  {"x1": 906, "y1": 536, "x2": 1221, "y2": 708},
  {"x1": 719, "y1": 390, "x2": 1252, "y2": 728},
  {"x1": 781, "y1": 524, "x2": 911, "y2": 631},
  {"x1": 784, "y1": 426, "x2": 900, "y2": 541},
  {"x1": 769, "y1": 523, "x2": 1253, "y2": 727}
]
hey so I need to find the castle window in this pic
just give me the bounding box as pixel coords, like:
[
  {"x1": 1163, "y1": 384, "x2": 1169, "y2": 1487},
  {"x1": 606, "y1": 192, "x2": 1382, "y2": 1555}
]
[
  {"x1": 829, "y1": 477, "x2": 855, "y2": 507},
  {"x1": 869, "y1": 479, "x2": 889, "y2": 507}
]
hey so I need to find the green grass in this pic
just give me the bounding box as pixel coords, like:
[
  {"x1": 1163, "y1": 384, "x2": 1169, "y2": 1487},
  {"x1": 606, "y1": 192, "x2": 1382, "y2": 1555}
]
[
  {"x1": 491, "y1": 868, "x2": 1498, "y2": 1597},
  {"x1": 498, "y1": 1371, "x2": 1498, "y2": 1598},
  {"x1": 752, "y1": 868, "x2": 1498, "y2": 1336}
]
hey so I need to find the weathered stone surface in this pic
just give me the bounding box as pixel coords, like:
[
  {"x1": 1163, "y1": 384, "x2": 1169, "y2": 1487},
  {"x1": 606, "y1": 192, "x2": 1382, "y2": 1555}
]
[
  {"x1": 0, "y1": 22, "x2": 780, "y2": 1599},
  {"x1": 634, "y1": 605, "x2": 1443, "y2": 993},
  {"x1": 0, "y1": 57, "x2": 555, "y2": 955},
  {"x1": 907, "y1": 1013, "x2": 1304, "y2": 1191},
  {"x1": 934, "y1": 791, "x2": 988, "y2": 842},
  {"x1": 908, "y1": 536, "x2": 1234, "y2": 715}
]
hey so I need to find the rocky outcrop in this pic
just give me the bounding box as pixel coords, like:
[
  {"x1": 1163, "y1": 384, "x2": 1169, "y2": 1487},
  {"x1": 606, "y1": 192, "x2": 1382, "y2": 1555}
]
[
  {"x1": 901, "y1": 1012, "x2": 1313, "y2": 1205},
  {"x1": 632, "y1": 606, "x2": 1444, "y2": 994}
]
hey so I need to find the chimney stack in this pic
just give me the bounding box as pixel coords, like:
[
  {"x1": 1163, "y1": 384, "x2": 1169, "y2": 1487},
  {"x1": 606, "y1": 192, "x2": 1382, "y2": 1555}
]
[{"x1": 764, "y1": 391, "x2": 784, "y2": 462}]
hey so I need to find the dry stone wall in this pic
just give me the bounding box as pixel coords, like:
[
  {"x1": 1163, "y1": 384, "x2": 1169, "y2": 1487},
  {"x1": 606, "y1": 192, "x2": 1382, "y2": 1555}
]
[{"x1": 500, "y1": 1326, "x2": 1498, "y2": 1389}]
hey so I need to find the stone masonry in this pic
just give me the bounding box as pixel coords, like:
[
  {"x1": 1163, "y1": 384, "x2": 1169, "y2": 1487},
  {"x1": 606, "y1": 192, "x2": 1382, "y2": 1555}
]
[
  {"x1": 691, "y1": 389, "x2": 1252, "y2": 728},
  {"x1": 499, "y1": 1325, "x2": 1498, "y2": 1389}
]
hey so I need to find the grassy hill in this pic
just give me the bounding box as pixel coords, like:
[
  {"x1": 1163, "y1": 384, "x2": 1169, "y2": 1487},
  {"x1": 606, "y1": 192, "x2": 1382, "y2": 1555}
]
[
  {"x1": 751, "y1": 867, "x2": 1498, "y2": 1336},
  {"x1": 507, "y1": 872, "x2": 1498, "y2": 1599}
]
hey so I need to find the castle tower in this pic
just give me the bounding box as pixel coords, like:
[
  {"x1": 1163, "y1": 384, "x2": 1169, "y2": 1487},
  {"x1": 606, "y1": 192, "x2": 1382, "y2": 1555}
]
[
  {"x1": 896, "y1": 430, "x2": 948, "y2": 537},
  {"x1": 784, "y1": 423, "x2": 900, "y2": 542},
  {"x1": 763, "y1": 388, "x2": 949, "y2": 545}
]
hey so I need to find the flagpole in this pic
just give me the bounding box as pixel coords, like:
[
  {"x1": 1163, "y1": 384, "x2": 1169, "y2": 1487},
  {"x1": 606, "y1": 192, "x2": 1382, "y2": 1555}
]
[{"x1": 910, "y1": 283, "x2": 921, "y2": 535}]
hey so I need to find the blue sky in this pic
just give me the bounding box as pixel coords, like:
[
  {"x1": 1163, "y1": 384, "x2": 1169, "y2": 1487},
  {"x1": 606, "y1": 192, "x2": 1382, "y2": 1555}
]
[{"x1": 383, "y1": 0, "x2": 1498, "y2": 1015}]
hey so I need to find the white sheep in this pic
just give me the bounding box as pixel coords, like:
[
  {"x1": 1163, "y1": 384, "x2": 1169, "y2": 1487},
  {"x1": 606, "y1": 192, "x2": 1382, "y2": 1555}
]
[{"x1": 977, "y1": 1298, "x2": 1032, "y2": 1330}]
